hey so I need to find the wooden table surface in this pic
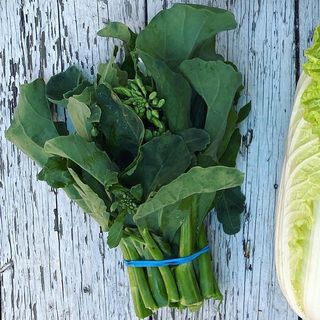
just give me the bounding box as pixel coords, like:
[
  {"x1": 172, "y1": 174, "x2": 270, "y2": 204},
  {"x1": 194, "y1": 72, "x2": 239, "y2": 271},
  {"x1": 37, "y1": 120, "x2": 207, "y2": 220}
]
[{"x1": 0, "y1": 0, "x2": 318, "y2": 319}]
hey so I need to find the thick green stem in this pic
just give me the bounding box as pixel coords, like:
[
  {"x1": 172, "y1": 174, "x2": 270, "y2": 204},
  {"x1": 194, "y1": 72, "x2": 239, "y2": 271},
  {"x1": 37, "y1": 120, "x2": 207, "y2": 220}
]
[
  {"x1": 175, "y1": 214, "x2": 202, "y2": 307},
  {"x1": 130, "y1": 238, "x2": 168, "y2": 307},
  {"x1": 122, "y1": 238, "x2": 158, "y2": 311},
  {"x1": 139, "y1": 228, "x2": 180, "y2": 303},
  {"x1": 120, "y1": 242, "x2": 152, "y2": 318},
  {"x1": 144, "y1": 250, "x2": 168, "y2": 307},
  {"x1": 198, "y1": 224, "x2": 223, "y2": 300}
]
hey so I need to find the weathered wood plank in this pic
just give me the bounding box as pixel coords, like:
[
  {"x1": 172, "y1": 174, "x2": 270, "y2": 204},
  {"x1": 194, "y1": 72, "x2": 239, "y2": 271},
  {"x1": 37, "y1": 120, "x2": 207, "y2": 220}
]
[
  {"x1": 147, "y1": 1, "x2": 298, "y2": 319},
  {"x1": 0, "y1": 1, "x2": 144, "y2": 319},
  {"x1": 298, "y1": 1, "x2": 320, "y2": 68},
  {"x1": 0, "y1": 2, "x2": 67, "y2": 319}
]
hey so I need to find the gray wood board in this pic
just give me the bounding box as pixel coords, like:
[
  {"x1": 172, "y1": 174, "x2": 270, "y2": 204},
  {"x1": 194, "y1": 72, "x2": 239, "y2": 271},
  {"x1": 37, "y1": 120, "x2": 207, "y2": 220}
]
[{"x1": 0, "y1": 0, "x2": 316, "y2": 319}]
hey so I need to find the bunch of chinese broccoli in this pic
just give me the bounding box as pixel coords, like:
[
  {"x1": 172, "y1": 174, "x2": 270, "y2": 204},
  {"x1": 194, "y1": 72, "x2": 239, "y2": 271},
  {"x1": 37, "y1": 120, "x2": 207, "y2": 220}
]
[{"x1": 6, "y1": 4, "x2": 250, "y2": 318}]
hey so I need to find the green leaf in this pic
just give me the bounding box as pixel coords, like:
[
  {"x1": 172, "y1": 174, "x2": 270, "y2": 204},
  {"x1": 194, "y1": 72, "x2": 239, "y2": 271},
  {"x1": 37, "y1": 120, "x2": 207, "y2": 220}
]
[
  {"x1": 37, "y1": 156, "x2": 73, "y2": 188},
  {"x1": 134, "y1": 166, "x2": 244, "y2": 236},
  {"x1": 98, "y1": 22, "x2": 137, "y2": 79},
  {"x1": 217, "y1": 109, "x2": 238, "y2": 159},
  {"x1": 178, "y1": 128, "x2": 210, "y2": 154},
  {"x1": 46, "y1": 66, "x2": 83, "y2": 106},
  {"x1": 63, "y1": 184, "x2": 91, "y2": 213},
  {"x1": 180, "y1": 58, "x2": 242, "y2": 161},
  {"x1": 5, "y1": 79, "x2": 59, "y2": 166},
  {"x1": 81, "y1": 169, "x2": 111, "y2": 206},
  {"x1": 136, "y1": 4, "x2": 236, "y2": 70},
  {"x1": 150, "y1": 202, "x2": 191, "y2": 242},
  {"x1": 97, "y1": 84, "x2": 144, "y2": 167},
  {"x1": 68, "y1": 168, "x2": 110, "y2": 231},
  {"x1": 216, "y1": 187, "x2": 245, "y2": 235},
  {"x1": 135, "y1": 52, "x2": 192, "y2": 132},
  {"x1": 237, "y1": 101, "x2": 251, "y2": 123},
  {"x1": 73, "y1": 85, "x2": 96, "y2": 105},
  {"x1": 63, "y1": 81, "x2": 92, "y2": 100},
  {"x1": 88, "y1": 105, "x2": 101, "y2": 123},
  {"x1": 98, "y1": 57, "x2": 128, "y2": 88},
  {"x1": 135, "y1": 4, "x2": 237, "y2": 132},
  {"x1": 130, "y1": 184, "x2": 144, "y2": 202},
  {"x1": 107, "y1": 211, "x2": 127, "y2": 248},
  {"x1": 219, "y1": 128, "x2": 242, "y2": 167},
  {"x1": 194, "y1": 193, "x2": 216, "y2": 232},
  {"x1": 67, "y1": 97, "x2": 93, "y2": 141},
  {"x1": 190, "y1": 93, "x2": 207, "y2": 129},
  {"x1": 191, "y1": 38, "x2": 224, "y2": 62},
  {"x1": 98, "y1": 22, "x2": 134, "y2": 45},
  {"x1": 44, "y1": 134, "x2": 118, "y2": 187},
  {"x1": 123, "y1": 135, "x2": 192, "y2": 198}
]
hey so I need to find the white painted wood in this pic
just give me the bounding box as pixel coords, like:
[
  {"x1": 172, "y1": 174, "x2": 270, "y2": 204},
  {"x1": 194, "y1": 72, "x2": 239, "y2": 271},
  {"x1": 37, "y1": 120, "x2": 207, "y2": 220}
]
[
  {"x1": 0, "y1": 1, "x2": 144, "y2": 319},
  {"x1": 0, "y1": 0, "x2": 312, "y2": 319}
]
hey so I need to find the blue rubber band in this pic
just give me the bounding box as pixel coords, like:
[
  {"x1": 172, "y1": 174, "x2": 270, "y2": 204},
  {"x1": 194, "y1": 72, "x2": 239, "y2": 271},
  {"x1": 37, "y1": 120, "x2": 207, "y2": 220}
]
[{"x1": 124, "y1": 245, "x2": 209, "y2": 268}]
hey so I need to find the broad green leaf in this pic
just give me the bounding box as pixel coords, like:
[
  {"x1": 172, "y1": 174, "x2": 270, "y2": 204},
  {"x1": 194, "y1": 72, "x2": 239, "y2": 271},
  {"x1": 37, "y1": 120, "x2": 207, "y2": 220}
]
[
  {"x1": 46, "y1": 66, "x2": 83, "y2": 106},
  {"x1": 136, "y1": 4, "x2": 236, "y2": 132},
  {"x1": 193, "y1": 193, "x2": 216, "y2": 233},
  {"x1": 217, "y1": 109, "x2": 238, "y2": 158},
  {"x1": 163, "y1": 193, "x2": 216, "y2": 241},
  {"x1": 5, "y1": 79, "x2": 59, "y2": 166},
  {"x1": 81, "y1": 169, "x2": 111, "y2": 206},
  {"x1": 37, "y1": 157, "x2": 73, "y2": 188},
  {"x1": 191, "y1": 38, "x2": 224, "y2": 62},
  {"x1": 44, "y1": 134, "x2": 118, "y2": 187},
  {"x1": 67, "y1": 97, "x2": 93, "y2": 141},
  {"x1": 178, "y1": 128, "x2": 210, "y2": 154},
  {"x1": 190, "y1": 93, "x2": 207, "y2": 129},
  {"x1": 98, "y1": 22, "x2": 134, "y2": 45},
  {"x1": 136, "y1": 4, "x2": 236, "y2": 70},
  {"x1": 97, "y1": 84, "x2": 144, "y2": 167},
  {"x1": 237, "y1": 101, "x2": 252, "y2": 123},
  {"x1": 134, "y1": 166, "x2": 244, "y2": 235},
  {"x1": 216, "y1": 187, "x2": 245, "y2": 235},
  {"x1": 123, "y1": 134, "x2": 192, "y2": 198},
  {"x1": 180, "y1": 58, "x2": 242, "y2": 161},
  {"x1": 144, "y1": 201, "x2": 190, "y2": 242},
  {"x1": 69, "y1": 168, "x2": 110, "y2": 231},
  {"x1": 107, "y1": 211, "x2": 127, "y2": 248}
]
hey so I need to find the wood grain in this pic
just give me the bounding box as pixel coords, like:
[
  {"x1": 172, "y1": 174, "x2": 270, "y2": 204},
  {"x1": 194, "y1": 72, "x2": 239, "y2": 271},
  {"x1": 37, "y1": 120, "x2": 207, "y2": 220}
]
[
  {"x1": 0, "y1": 1, "x2": 144, "y2": 319},
  {"x1": 0, "y1": 0, "x2": 316, "y2": 319}
]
